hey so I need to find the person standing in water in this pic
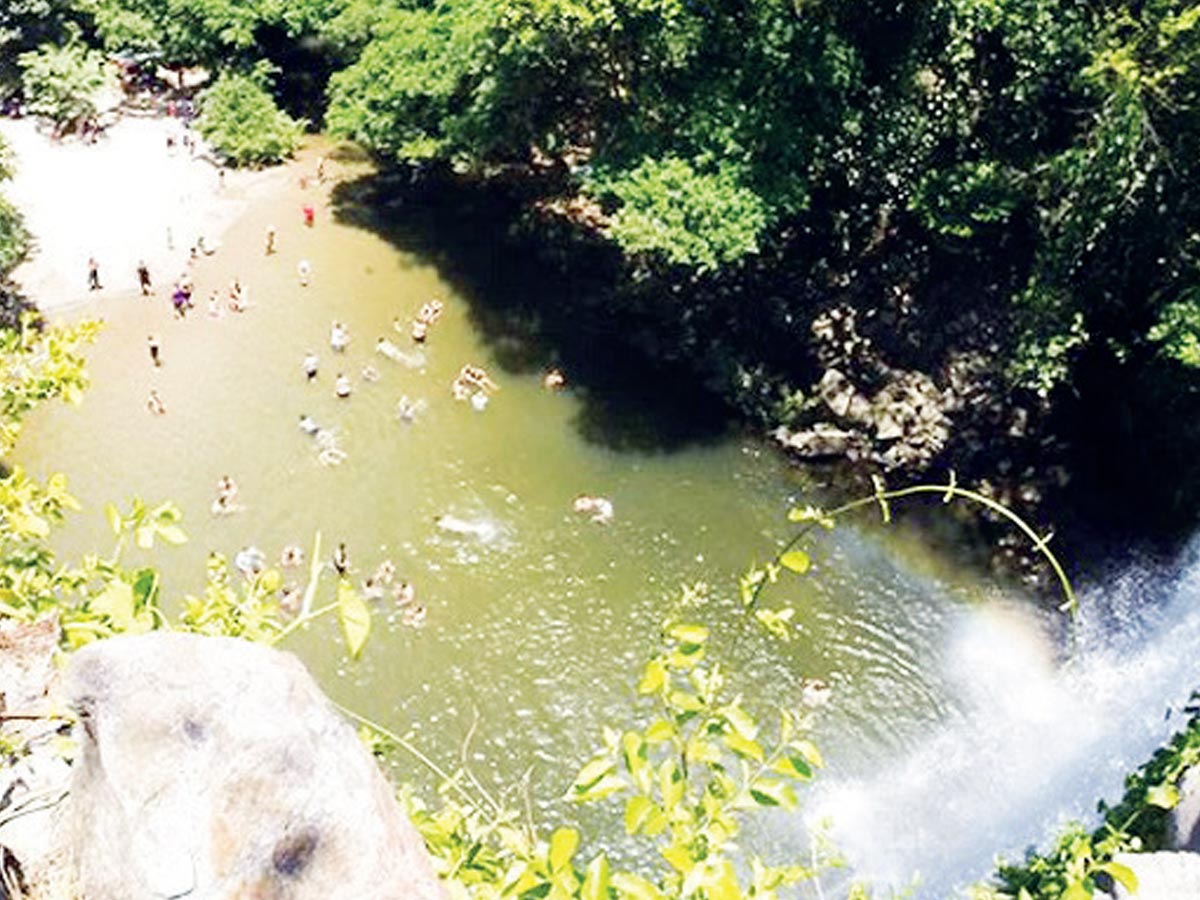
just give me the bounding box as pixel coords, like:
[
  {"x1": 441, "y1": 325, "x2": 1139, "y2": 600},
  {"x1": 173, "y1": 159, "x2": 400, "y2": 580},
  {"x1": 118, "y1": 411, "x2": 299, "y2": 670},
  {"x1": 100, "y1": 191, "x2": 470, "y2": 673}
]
[
  {"x1": 333, "y1": 542, "x2": 349, "y2": 576},
  {"x1": 302, "y1": 352, "x2": 319, "y2": 382},
  {"x1": 147, "y1": 334, "x2": 161, "y2": 367},
  {"x1": 146, "y1": 389, "x2": 166, "y2": 415}
]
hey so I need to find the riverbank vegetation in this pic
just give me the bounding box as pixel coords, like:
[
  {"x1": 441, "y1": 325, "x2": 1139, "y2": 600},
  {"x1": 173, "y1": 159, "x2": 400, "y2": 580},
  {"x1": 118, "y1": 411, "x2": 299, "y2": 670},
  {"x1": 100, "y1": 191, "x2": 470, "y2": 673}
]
[{"x1": 2, "y1": 0, "x2": 1197, "y2": 551}]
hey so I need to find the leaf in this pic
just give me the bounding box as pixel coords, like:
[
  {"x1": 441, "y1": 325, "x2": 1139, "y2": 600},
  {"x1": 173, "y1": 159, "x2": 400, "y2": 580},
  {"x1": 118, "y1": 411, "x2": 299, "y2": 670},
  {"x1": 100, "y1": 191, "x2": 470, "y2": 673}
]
[
  {"x1": 92, "y1": 580, "x2": 134, "y2": 630},
  {"x1": 724, "y1": 731, "x2": 764, "y2": 762},
  {"x1": 645, "y1": 720, "x2": 675, "y2": 744},
  {"x1": 610, "y1": 872, "x2": 662, "y2": 900},
  {"x1": 572, "y1": 756, "x2": 616, "y2": 794},
  {"x1": 772, "y1": 753, "x2": 813, "y2": 781},
  {"x1": 660, "y1": 759, "x2": 684, "y2": 809},
  {"x1": 1147, "y1": 782, "x2": 1180, "y2": 809},
  {"x1": 638, "y1": 659, "x2": 666, "y2": 694},
  {"x1": 1061, "y1": 882, "x2": 1091, "y2": 900},
  {"x1": 548, "y1": 827, "x2": 579, "y2": 873},
  {"x1": 569, "y1": 774, "x2": 627, "y2": 803},
  {"x1": 748, "y1": 778, "x2": 797, "y2": 810},
  {"x1": 790, "y1": 739, "x2": 824, "y2": 769},
  {"x1": 625, "y1": 796, "x2": 655, "y2": 835},
  {"x1": 779, "y1": 550, "x2": 811, "y2": 574},
  {"x1": 668, "y1": 623, "x2": 709, "y2": 645},
  {"x1": 157, "y1": 524, "x2": 187, "y2": 546},
  {"x1": 1097, "y1": 861, "x2": 1138, "y2": 894},
  {"x1": 337, "y1": 579, "x2": 371, "y2": 660},
  {"x1": 134, "y1": 525, "x2": 154, "y2": 549},
  {"x1": 257, "y1": 568, "x2": 282, "y2": 594},
  {"x1": 581, "y1": 855, "x2": 610, "y2": 900},
  {"x1": 131, "y1": 567, "x2": 158, "y2": 607}
]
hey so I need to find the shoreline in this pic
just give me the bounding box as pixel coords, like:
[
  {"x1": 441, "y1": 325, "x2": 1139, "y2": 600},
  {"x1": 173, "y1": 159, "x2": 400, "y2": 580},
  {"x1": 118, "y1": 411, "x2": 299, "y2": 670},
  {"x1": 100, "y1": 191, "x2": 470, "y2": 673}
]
[{"x1": 0, "y1": 114, "x2": 286, "y2": 314}]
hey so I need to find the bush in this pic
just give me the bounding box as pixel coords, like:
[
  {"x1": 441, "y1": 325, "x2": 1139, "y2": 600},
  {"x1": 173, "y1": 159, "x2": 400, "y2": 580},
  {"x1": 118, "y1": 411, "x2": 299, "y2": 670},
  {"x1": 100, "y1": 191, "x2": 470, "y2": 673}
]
[
  {"x1": 195, "y1": 70, "x2": 304, "y2": 168},
  {"x1": 18, "y1": 41, "x2": 111, "y2": 130}
]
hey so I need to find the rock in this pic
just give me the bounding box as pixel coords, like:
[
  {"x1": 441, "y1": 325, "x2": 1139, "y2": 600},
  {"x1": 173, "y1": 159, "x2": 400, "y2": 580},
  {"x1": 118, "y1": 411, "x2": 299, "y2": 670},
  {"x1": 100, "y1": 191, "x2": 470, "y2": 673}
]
[
  {"x1": 1170, "y1": 767, "x2": 1200, "y2": 851},
  {"x1": 1108, "y1": 851, "x2": 1200, "y2": 898},
  {"x1": 774, "y1": 422, "x2": 864, "y2": 459},
  {"x1": 64, "y1": 633, "x2": 446, "y2": 900}
]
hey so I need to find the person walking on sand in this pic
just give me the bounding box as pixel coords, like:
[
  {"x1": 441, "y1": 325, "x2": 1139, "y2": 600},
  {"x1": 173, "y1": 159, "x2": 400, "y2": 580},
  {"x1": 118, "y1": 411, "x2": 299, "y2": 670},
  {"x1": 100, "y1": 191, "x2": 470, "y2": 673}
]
[
  {"x1": 298, "y1": 259, "x2": 311, "y2": 287},
  {"x1": 264, "y1": 224, "x2": 276, "y2": 255},
  {"x1": 87, "y1": 257, "x2": 102, "y2": 291},
  {"x1": 146, "y1": 389, "x2": 166, "y2": 415},
  {"x1": 302, "y1": 205, "x2": 315, "y2": 227},
  {"x1": 333, "y1": 542, "x2": 349, "y2": 576},
  {"x1": 147, "y1": 334, "x2": 161, "y2": 367},
  {"x1": 136, "y1": 260, "x2": 152, "y2": 296}
]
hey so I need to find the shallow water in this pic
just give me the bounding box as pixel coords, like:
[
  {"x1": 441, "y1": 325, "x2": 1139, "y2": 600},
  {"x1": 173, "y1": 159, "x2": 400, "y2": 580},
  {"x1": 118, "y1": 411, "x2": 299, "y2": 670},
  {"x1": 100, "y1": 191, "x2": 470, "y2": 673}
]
[{"x1": 14, "y1": 143, "x2": 1089, "y2": 894}]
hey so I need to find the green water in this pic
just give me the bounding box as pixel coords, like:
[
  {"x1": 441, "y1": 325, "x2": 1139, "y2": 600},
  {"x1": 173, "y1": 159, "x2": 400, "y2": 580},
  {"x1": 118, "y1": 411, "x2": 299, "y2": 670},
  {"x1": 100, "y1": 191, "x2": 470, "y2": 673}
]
[{"x1": 15, "y1": 150, "x2": 990, "y2": 825}]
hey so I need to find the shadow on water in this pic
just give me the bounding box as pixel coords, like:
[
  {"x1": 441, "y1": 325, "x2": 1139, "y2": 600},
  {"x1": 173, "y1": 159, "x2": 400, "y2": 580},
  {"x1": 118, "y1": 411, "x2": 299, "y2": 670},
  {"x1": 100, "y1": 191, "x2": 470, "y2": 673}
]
[{"x1": 330, "y1": 170, "x2": 733, "y2": 454}]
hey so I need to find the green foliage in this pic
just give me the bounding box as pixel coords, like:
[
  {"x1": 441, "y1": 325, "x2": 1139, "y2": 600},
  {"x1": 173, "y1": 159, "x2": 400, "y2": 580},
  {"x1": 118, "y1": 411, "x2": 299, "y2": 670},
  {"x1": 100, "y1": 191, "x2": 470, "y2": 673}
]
[
  {"x1": 1148, "y1": 294, "x2": 1200, "y2": 367},
  {"x1": 196, "y1": 69, "x2": 303, "y2": 167},
  {"x1": 18, "y1": 41, "x2": 112, "y2": 129},
  {"x1": 989, "y1": 712, "x2": 1200, "y2": 898},
  {"x1": 595, "y1": 158, "x2": 768, "y2": 271},
  {"x1": 398, "y1": 602, "x2": 837, "y2": 900}
]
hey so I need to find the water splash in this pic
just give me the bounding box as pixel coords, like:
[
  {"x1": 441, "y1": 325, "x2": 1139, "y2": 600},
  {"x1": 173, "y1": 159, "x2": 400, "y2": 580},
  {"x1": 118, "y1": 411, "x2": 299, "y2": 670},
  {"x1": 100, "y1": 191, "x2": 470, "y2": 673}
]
[{"x1": 805, "y1": 539, "x2": 1200, "y2": 897}]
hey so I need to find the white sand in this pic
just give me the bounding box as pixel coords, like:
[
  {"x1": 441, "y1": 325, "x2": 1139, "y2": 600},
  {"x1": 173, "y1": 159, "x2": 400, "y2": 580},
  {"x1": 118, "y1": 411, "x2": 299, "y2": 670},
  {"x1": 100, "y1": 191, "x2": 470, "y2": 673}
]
[{"x1": 0, "y1": 115, "x2": 284, "y2": 311}]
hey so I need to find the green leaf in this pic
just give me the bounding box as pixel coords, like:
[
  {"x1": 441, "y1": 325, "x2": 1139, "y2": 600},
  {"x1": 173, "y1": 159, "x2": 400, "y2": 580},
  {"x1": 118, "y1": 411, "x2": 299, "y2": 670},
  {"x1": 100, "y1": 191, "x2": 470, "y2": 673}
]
[
  {"x1": 779, "y1": 550, "x2": 811, "y2": 574},
  {"x1": 581, "y1": 855, "x2": 610, "y2": 900},
  {"x1": 748, "y1": 778, "x2": 797, "y2": 810},
  {"x1": 337, "y1": 579, "x2": 371, "y2": 660},
  {"x1": 92, "y1": 580, "x2": 134, "y2": 630},
  {"x1": 134, "y1": 525, "x2": 154, "y2": 549},
  {"x1": 668, "y1": 623, "x2": 710, "y2": 645},
  {"x1": 131, "y1": 568, "x2": 158, "y2": 607},
  {"x1": 548, "y1": 827, "x2": 579, "y2": 873},
  {"x1": 1097, "y1": 861, "x2": 1138, "y2": 894},
  {"x1": 1147, "y1": 782, "x2": 1180, "y2": 809},
  {"x1": 724, "y1": 731, "x2": 764, "y2": 762},
  {"x1": 625, "y1": 795, "x2": 655, "y2": 835},
  {"x1": 610, "y1": 872, "x2": 662, "y2": 900},
  {"x1": 572, "y1": 757, "x2": 616, "y2": 794},
  {"x1": 569, "y1": 774, "x2": 627, "y2": 803},
  {"x1": 645, "y1": 720, "x2": 675, "y2": 744},
  {"x1": 772, "y1": 753, "x2": 813, "y2": 781},
  {"x1": 157, "y1": 524, "x2": 187, "y2": 546},
  {"x1": 638, "y1": 659, "x2": 666, "y2": 694},
  {"x1": 1061, "y1": 882, "x2": 1091, "y2": 900}
]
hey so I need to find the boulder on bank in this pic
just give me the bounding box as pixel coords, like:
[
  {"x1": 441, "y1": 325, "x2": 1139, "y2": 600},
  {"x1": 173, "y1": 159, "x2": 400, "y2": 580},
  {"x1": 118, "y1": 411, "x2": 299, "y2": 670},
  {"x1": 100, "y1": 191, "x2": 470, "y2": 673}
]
[{"x1": 64, "y1": 632, "x2": 446, "y2": 900}]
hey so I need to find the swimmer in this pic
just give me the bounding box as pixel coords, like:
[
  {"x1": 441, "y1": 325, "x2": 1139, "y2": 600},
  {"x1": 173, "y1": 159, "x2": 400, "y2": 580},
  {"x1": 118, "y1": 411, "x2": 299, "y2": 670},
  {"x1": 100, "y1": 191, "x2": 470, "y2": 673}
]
[
  {"x1": 213, "y1": 475, "x2": 240, "y2": 515},
  {"x1": 334, "y1": 373, "x2": 352, "y2": 398},
  {"x1": 302, "y1": 352, "x2": 319, "y2": 381},
  {"x1": 450, "y1": 378, "x2": 472, "y2": 402},
  {"x1": 573, "y1": 494, "x2": 614, "y2": 525},
  {"x1": 279, "y1": 585, "x2": 303, "y2": 616},
  {"x1": 332, "y1": 542, "x2": 349, "y2": 576},
  {"x1": 393, "y1": 581, "x2": 415, "y2": 607},
  {"x1": 374, "y1": 559, "x2": 396, "y2": 585},
  {"x1": 799, "y1": 678, "x2": 832, "y2": 708},
  {"x1": 402, "y1": 603, "x2": 427, "y2": 628},
  {"x1": 318, "y1": 447, "x2": 347, "y2": 467},
  {"x1": 362, "y1": 578, "x2": 385, "y2": 602},
  {"x1": 417, "y1": 300, "x2": 444, "y2": 324},
  {"x1": 470, "y1": 391, "x2": 489, "y2": 412},
  {"x1": 330, "y1": 321, "x2": 349, "y2": 353},
  {"x1": 298, "y1": 259, "x2": 311, "y2": 287},
  {"x1": 361, "y1": 364, "x2": 380, "y2": 382},
  {"x1": 298, "y1": 414, "x2": 320, "y2": 435},
  {"x1": 234, "y1": 545, "x2": 266, "y2": 578},
  {"x1": 396, "y1": 396, "x2": 424, "y2": 423},
  {"x1": 459, "y1": 364, "x2": 499, "y2": 392},
  {"x1": 543, "y1": 368, "x2": 566, "y2": 390},
  {"x1": 280, "y1": 545, "x2": 304, "y2": 567},
  {"x1": 146, "y1": 389, "x2": 166, "y2": 416},
  {"x1": 410, "y1": 319, "x2": 428, "y2": 343}
]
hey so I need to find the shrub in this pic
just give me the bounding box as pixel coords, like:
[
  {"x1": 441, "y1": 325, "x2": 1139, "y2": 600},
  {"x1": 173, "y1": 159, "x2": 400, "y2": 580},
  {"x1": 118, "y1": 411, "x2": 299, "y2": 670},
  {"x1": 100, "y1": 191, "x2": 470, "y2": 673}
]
[{"x1": 196, "y1": 70, "x2": 304, "y2": 168}]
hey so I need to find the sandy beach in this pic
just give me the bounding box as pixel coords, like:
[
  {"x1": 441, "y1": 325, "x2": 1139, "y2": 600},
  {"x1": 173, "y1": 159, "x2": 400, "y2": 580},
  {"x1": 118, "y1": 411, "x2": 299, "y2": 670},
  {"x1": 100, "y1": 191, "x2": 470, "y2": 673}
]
[{"x1": 0, "y1": 114, "x2": 287, "y2": 312}]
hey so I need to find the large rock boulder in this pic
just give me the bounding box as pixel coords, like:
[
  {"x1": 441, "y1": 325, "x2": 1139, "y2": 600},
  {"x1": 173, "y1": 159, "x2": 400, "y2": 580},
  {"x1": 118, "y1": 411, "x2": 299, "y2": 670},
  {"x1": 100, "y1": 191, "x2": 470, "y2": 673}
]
[
  {"x1": 1109, "y1": 851, "x2": 1200, "y2": 898},
  {"x1": 64, "y1": 633, "x2": 446, "y2": 900}
]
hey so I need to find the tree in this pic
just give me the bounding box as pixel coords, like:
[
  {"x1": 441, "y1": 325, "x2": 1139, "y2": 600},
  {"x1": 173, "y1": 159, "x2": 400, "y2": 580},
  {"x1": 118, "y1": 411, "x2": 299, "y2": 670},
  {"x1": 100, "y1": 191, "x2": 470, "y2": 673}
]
[
  {"x1": 195, "y1": 69, "x2": 304, "y2": 167},
  {"x1": 18, "y1": 41, "x2": 112, "y2": 132}
]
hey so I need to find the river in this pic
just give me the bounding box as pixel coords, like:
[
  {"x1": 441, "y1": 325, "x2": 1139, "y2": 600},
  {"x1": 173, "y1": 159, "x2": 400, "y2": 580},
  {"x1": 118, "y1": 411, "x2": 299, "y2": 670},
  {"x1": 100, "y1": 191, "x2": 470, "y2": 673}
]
[{"x1": 15, "y1": 143, "x2": 1189, "y2": 897}]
